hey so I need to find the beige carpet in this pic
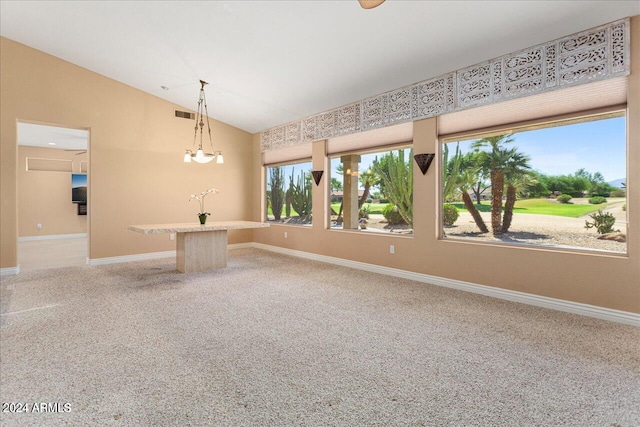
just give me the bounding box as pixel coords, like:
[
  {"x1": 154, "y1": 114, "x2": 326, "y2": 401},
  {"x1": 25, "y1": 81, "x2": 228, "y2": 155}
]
[{"x1": 1, "y1": 248, "x2": 638, "y2": 426}]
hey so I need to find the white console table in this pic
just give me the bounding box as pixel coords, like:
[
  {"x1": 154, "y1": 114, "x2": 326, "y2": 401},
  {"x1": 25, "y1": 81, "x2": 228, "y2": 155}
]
[{"x1": 128, "y1": 221, "x2": 269, "y2": 273}]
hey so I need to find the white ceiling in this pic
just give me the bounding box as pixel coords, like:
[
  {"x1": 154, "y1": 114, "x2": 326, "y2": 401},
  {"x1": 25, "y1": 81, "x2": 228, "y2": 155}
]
[
  {"x1": 17, "y1": 123, "x2": 88, "y2": 151},
  {"x1": 1, "y1": 1, "x2": 639, "y2": 134}
]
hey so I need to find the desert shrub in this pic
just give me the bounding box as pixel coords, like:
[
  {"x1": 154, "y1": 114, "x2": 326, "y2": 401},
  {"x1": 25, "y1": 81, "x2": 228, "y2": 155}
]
[
  {"x1": 610, "y1": 189, "x2": 626, "y2": 198},
  {"x1": 585, "y1": 210, "x2": 618, "y2": 234},
  {"x1": 365, "y1": 198, "x2": 373, "y2": 204},
  {"x1": 556, "y1": 194, "x2": 572, "y2": 204},
  {"x1": 359, "y1": 205, "x2": 370, "y2": 219},
  {"x1": 622, "y1": 203, "x2": 626, "y2": 211},
  {"x1": 383, "y1": 204, "x2": 406, "y2": 225},
  {"x1": 442, "y1": 203, "x2": 459, "y2": 227},
  {"x1": 588, "y1": 196, "x2": 607, "y2": 204}
]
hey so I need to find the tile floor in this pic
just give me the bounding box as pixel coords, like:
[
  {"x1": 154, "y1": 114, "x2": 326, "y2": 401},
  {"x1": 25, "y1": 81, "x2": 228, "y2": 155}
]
[{"x1": 18, "y1": 237, "x2": 87, "y2": 272}]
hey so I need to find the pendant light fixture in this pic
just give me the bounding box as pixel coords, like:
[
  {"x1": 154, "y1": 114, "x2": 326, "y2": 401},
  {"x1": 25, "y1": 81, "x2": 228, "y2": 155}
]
[{"x1": 183, "y1": 80, "x2": 224, "y2": 164}]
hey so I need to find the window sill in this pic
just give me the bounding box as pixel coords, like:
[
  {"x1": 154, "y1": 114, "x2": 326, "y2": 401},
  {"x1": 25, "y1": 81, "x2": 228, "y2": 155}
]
[{"x1": 440, "y1": 235, "x2": 628, "y2": 258}]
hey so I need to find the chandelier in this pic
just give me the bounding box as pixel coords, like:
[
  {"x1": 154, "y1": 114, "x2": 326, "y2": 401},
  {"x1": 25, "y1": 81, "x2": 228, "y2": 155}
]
[{"x1": 183, "y1": 80, "x2": 223, "y2": 164}]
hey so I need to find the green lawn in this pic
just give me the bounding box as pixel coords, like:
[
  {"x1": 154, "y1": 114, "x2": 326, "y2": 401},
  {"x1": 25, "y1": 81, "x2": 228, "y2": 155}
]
[
  {"x1": 449, "y1": 198, "x2": 611, "y2": 218},
  {"x1": 330, "y1": 202, "x2": 390, "y2": 214},
  {"x1": 267, "y1": 206, "x2": 302, "y2": 217},
  {"x1": 277, "y1": 199, "x2": 612, "y2": 218},
  {"x1": 268, "y1": 202, "x2": 390, "y2": 217}
]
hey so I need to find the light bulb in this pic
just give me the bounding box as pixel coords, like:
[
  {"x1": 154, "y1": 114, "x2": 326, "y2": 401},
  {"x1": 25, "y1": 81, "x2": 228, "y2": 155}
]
[
  {"x1": 184, "y1": 152, "x2": 192, "y2": 163},
  {"x1": 196, "y1": 149, "x2": 204, "y2": 159},
  {"x1": 216, "y1": 153, "x2": 224, "y2": 164}
]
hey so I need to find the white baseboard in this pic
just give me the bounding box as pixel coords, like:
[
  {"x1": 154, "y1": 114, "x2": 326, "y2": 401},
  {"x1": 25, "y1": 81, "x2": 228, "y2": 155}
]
[
  {"x1": 19, "y1": 233, "x2": 87, "y2": 242},
  {"x1": 0, "y1": 266, "x2": 20, "y2": 276},
  {"x1": 86, "y1": 243, "x2": 253, "y2": 266},
  {"x1": 229, "y1": 242, "x2": 256, "y2": 250},
  {"x1": 88, "y1": 250, "x2": 176, "y2": 266},
  {"x1": 252, "y1": 243, "x2": 640, "y2": 327}
]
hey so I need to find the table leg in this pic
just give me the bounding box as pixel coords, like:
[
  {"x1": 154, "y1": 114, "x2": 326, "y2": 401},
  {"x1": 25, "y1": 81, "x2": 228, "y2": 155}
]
[{"x1": 176, "y1": 230, "x2": 228, "y2": 273}]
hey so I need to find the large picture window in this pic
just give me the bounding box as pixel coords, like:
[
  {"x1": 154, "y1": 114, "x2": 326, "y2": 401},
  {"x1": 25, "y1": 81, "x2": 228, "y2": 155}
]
[
  {"x1": 441, "y1": 111, "x2": 627, "y2": 253},
  {"x1": 329, "y1": 146, "x2": 413, "y2": 235},
  {"x1": 265, "y1": 160, "x2": 313, "y2": 226}
]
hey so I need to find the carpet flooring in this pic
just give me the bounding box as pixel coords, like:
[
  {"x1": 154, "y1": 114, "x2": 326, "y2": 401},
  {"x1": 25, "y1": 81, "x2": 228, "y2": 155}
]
[{"x1": 1, "y1": 248, "x2": 638, "y2": 426}]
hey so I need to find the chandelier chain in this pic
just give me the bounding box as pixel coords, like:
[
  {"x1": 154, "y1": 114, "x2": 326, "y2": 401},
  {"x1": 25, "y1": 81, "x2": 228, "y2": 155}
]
[{"x1": 184, "y1": 79, "x2": 223, "y2": 164}]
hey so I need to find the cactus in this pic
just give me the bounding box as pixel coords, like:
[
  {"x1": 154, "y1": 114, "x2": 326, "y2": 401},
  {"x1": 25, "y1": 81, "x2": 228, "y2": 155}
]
[
  {"x1": 585, "y1": 210, "x2": 619, "y2": 234},
  {"x1": 442, "y1": 143, "x2": 462, "y2": 202},
  {"x1": 290, "y1": 169, "x2": 312, "y2": 217},
  {"x1": 285, "y1": 186, "x2": 292, "y2": 218},
  {"x1": 374, "y1": 149, "x2": 413, "y2": 227},
  {"x1": 268, "y1": 167, "x2": 285, "y2": 220}
]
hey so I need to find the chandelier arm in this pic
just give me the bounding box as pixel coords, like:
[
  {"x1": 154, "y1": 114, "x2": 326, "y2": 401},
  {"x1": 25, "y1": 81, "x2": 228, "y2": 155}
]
[
  {"x1": 198, "y1": 91, "x2": 206, "y2": 151},
  {"x1": 202, "y1": 90, "x2": 215, "y2": 153},
  {"x1": 191, "y1": 113, "x2": 198, "y2": 152}
]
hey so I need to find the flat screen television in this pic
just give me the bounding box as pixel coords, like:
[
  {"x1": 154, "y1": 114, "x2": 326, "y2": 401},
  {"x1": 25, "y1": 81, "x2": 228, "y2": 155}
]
[{"x1": 71, "y1": 173, "x2": 87, "y2": 204}]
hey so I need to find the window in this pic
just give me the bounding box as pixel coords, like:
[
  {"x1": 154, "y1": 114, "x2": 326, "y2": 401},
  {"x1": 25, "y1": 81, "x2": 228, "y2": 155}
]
[
  {"x1": 265, "y1": 160, "x2": 313, "y2": 226},
  {"x1": 329, "y1": 145, "x2": 413, "y2": 235},
  {"x1": 441, "y1": 111, "x2": 627, "y2": 253}
]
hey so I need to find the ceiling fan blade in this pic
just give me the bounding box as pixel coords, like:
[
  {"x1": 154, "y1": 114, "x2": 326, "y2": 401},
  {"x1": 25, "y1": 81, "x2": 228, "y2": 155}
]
[{"x1": 358, "y1": 0, "x2": 385, "y2": 9}]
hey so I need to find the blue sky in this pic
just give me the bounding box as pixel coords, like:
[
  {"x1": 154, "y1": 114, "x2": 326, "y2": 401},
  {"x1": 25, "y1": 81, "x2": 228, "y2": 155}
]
[
  {"x1": 266, "y1": 162, "x2": 313, "y2": 192},
  {"x1": 269, "y1": 115, "x2": 626, "y2": 191},
  {"x1": 71, "y1": 173, "x2": 87, "y2": 188},
  {"x1": 455, "y1": 116, "x2": 626, "y2": 182}
]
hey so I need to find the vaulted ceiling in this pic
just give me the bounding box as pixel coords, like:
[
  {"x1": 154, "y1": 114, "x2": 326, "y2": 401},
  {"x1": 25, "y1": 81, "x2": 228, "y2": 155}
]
[{"x1": 1, "y1": 1, "x2": 639, "y2": 134}]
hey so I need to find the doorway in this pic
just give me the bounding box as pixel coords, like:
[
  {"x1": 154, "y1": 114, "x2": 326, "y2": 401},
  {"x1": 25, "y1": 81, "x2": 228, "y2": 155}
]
[{"x1": 16, "y1": 122, "x2": 89, "y2": 272}]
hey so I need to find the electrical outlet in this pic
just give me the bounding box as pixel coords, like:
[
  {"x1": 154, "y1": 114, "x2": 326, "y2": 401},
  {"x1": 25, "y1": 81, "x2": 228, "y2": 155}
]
[
  {"x1": 37, "y1": 223, "x2": 42, "y2": 230},
  {"x1": 284, "y1": 232, "x2": 288, "y2": 238},
  {"x1": 170, "y1": 233, "x2": 175, "y2": 241},
  {"x1": 389, "y1": 245, "x2": 395, "y2": 254}
]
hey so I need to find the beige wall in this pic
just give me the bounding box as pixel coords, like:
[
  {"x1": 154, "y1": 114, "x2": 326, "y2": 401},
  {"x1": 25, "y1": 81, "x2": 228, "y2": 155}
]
[
  {"x1": 2, "y1": 19, "x2": 638, "y2": 314},
  {"x1": 18, "y1": 146, "x2": 88, "y2": 237},
  {"x1": 1, "y1": 37, "x2": 254, "y2": 265},
  {"x1": 252, "y1": 16, "x2": 640, "y2": 314}
]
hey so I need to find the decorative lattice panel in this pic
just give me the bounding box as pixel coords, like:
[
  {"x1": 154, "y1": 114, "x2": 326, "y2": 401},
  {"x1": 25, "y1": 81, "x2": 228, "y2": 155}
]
[
  {"x1": 261, "y1": 19, "x2": 629, "y2": 151},
  {"x1": 362, "y1": 93, "x2": 388, "y2": 131},
  {"x1": 336, "y1": 102, "x2": 362, "y2": 136},
  {"x1": 284, "y1": 121, "x2": 301, "y2": 146}
]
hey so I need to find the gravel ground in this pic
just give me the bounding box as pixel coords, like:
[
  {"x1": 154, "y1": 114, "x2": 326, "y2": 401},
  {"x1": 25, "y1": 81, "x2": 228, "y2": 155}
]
[
  {"x1": 365, "y1": 200, "x2": 628, "y2": 253},
  {"x1": 444, "y1": 202, "x2": 627, "y2": 253},
  {"x1": 294, "y1": 200, "x2": 628, "y2": 253}
]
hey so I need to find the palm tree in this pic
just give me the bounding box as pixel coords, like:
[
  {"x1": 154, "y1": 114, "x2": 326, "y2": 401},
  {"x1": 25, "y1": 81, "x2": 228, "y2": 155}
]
[
  {"x1": 472, "y1": 135, "x2": 517, "y2": 235},
  {"x1": 458, "y1": 169, "x2": 489, "y2": 233},
  {"x1": 443, "y1": 144, "x2": 488, "y2": 232},
  {"x1": 358, "y1": 168, "x2": 379, "y2": 207},
  {"x1": 501, "y1": 152, "x2": 531, "y2": 233}
]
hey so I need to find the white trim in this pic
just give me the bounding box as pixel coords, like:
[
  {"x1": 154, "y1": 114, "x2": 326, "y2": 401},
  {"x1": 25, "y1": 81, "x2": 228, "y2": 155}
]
[
  {"x1": 0, "y1": 266, "x2": 20, "y2": 276},
  {"x1": 252, "y1": 243, "x2": 640, "y2": 327},
  {"x1": 19, "y1": 233, "x2": 87, "y2": 242},
  {"x1": 86, "y1": 243, "x2": 254, "y2": 266},
  {"x1": 88, "y1": 250, "x2": 176, "y2": 266},
  {"x1": 229, "y1": 242, "x2": 256, "y2": 250}
]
